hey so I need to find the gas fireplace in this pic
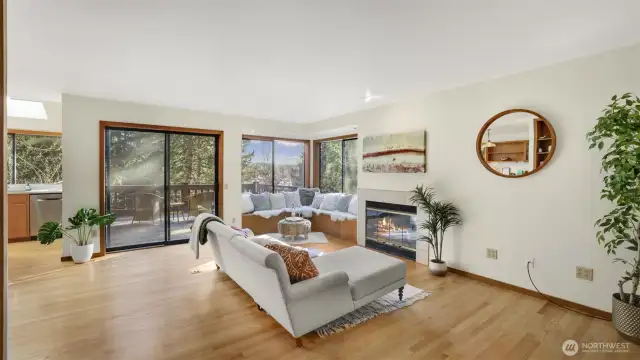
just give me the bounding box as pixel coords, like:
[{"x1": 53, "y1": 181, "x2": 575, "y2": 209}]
[{"x1": 365, "y1": 200, "x2": 418, "y2": 260}]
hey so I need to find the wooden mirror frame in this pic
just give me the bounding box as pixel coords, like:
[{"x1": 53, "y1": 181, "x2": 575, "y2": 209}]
[{"x1": 475, "y1": 108, "x2": 556, "y2": 178}]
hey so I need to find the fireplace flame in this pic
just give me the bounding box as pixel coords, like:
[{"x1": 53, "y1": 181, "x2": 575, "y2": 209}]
[{"x1": 377, "y1": 217, "x2": 401, "y2": 233}]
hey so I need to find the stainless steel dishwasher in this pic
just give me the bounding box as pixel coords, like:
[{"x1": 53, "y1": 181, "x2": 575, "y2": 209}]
[{"x1": 30, "y1": 193, "x2": 63, "y2": 237}]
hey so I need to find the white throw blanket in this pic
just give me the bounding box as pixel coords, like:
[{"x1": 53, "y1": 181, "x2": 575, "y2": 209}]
[{"x1": 189, "y1": 213, "x2": 222, "y2": 259}]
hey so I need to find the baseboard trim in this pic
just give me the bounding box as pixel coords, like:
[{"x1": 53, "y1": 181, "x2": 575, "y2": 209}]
[
  {"x1": 60, "y1": 253, "x2": 103, "y2": 262},
  {"x1": 448, "y1": 267, "x2": 612, "y2": 321}
]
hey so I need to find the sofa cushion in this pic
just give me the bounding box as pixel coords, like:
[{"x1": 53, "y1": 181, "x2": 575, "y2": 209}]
[
  {"x1": 250, "y1": 234, "x2": 289, "y2": 247},
  {"x1": 265, "y1": 243, "x2": 319, "y2": 284},
  {"x1": 348, "y1": 195, "x2": 358, "y2": 215},
  {"x1": 241, "y1": 193, "x2": 254, "y2": 214},
  {"x1": 283, "y1": 191, "x2": 302, "y2": 208},
  {"x1": 331, "y1": 211, "x2": 357, "y2": 221},
  {"x1": 336, "y1": 194, "x2": 352, "y2": 212},
  {"x1": 313, "y1": 208, "x2": 334, "y2": 216},
  {"x1": 252, "y1": 209, "x2": 284, "y2": 218},
  {"x1": 320, "y1": 193, "x2": 341, "y2": 211},
  {"x1": 298, "y1": 188, "x2": 320, "y2": 206},
  {"x1": 250, "y1": 192, "x2": 271, "y2": 211},
  {"x1": 293, "y1": 206, "x2": 314, "y2": 217},
  {"x1": 311, "y1": 193, "x2": 324, "y2": 209},
  {"x1": 269, "y1": 193, "x2": 286, "y2": 210},
  {"x1": 312, "y1": 246, "x2": 406, "y2": 301}
]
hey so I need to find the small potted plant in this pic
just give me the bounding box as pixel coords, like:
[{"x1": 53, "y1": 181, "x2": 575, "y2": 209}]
[
  {"x1": 38, "y1": 208, "x2": 115, "y2": 264},
  {"x1": 587, "y1": 93, "x2": 640, "y2": 343},
  {"x1": 410, "y1": 185, "x2": 462, "y2": 276}
]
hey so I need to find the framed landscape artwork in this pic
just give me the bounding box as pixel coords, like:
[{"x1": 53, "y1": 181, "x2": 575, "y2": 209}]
[{"x1": 362, "y1": 130, "x2": 426, "y2": 173}]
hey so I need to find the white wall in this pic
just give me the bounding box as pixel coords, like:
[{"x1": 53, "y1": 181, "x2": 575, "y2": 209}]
[
  {"x1": 7, "y1": 101, "x2": 62, "y2": 132},
  {"x1": 307, "y1": 44, "x2": 640, "y2": 312},
  {"x1": 61, "y1": 95, "x2": 307, "y2": 256}
]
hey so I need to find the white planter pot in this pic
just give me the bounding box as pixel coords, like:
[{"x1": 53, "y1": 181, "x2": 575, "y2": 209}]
[
  {"x1": 429, "y1": 260, "x2": 448, "y2": 276},
  {"x1": 70, "y1": 243, "x2": 94, "y2": 264}
]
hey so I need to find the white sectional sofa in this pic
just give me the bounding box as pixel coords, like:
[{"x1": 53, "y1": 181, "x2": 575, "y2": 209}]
[{"x1": 205, "y1": 221, "x2": 406, "y2": 346}]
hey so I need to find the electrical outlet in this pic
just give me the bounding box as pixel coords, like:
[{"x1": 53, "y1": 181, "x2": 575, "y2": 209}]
[
  {"x1": 576, "y1": 266, "x2": 594, "y2": 281},
  {"x1": 486, "y1": 248, "x2": 498, "y2": 260},
  {"x1": 232, "y1": 217, "x2": 236, "y2": 224},
  {"x1": 527, "y1": 257, "x2": 535, "y2": 268},
  {"x1": 90, "y1": 229, "x2": 98, "y2": 237}
]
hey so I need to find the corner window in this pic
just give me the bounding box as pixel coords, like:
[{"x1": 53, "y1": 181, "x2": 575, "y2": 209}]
[
  {"x1": 318, "y1": 138, "x2": 357, "y2": 194},
  {"x1": 242, "y1": 137, "x2": 308, "y2": 193}
]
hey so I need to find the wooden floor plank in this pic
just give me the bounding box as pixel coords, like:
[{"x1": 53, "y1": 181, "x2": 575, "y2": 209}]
[{"x1": 7, "y1": 238, "x2": 640, "y2": 360}]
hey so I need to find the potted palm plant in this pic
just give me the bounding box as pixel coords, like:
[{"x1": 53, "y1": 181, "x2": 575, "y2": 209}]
[
  {"x1": 38, "y1": 208, "x2": 115, "y2": 264},
  {"x1": 410, "y1": 185, "x2": 462, "y2": 276},
  {"x1": 587, "y1": 93, "x2": 640, "y2": 343}
]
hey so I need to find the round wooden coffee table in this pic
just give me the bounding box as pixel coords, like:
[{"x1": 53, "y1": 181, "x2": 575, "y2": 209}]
[{"x1": 278, "y1": 217, "x2": 311, "y2": 240}]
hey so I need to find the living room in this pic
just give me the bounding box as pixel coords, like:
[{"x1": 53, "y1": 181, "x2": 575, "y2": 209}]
[{"x1": 3, "y1": 1, "x2": 640, "y2": 359}]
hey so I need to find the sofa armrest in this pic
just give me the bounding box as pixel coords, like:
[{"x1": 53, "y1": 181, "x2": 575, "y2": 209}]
[{"x1": 287, "y1": 270, "x2": 350, "y2": 302}]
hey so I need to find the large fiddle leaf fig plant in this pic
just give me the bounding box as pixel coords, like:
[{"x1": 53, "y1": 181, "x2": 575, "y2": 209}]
[
  {"x1": 587, "y1": 93, "x2": 640, "y2": 305},
  {"x1": 38, "y1": 208, "x2": 115, "y2": 246}
]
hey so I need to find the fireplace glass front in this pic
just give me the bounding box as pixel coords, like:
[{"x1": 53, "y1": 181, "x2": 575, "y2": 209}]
[{"x1": 365, "y1": 201, "x2": 418, "y2": 258}]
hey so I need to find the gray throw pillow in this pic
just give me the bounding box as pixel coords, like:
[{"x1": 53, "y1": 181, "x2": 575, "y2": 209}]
[
  {"x1": 336, "y1": 194, "x2": 353, "y2": 212},
  {"x1": 250, "y1": 192, "x2": 271, "y2": 211},
  {"x1": 311, "y1": 193, "x2": 324, "y2": 209},
  {"x1": 298, "y1": 187, "x2": 320, "y2": 206}
]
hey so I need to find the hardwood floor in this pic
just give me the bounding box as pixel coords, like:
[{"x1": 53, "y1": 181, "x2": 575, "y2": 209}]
[
  {"x1": 8, "y1": 236, "x2": 639, "y2": 359},
  {"x1": 7, "y1": 241, "x2": 72, "y2": 283},
  {"x1": 8, "y1": 241, "x2": 121, "y2": 284}
]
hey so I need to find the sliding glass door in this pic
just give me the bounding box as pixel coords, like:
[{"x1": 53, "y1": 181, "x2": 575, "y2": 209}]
[
  {"x1": 104, "y1": 126, "x2": 219, "y2": 252},
  {"x1": 168, "y1": 133, "x2": 217, "y2": 241}
]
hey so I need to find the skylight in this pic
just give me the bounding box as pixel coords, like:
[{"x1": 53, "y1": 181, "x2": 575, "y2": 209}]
[{"x1": 7, "y1": 97, "x2": 48, "y2": 119}]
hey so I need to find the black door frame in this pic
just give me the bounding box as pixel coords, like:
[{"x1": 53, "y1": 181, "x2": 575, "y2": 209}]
[{"x1": 103, "y1": 125, "x2": 221, "y2": 252}]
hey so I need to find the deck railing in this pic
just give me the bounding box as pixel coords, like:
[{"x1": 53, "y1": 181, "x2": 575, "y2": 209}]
[
  {"x1": 108, "y1": 184, "x2": 216, "y2": 216},
  {"x1": 109, "y1": 183, "x2": 302, "y2": 216},
  {"x1": 241, "y1": 182, "x2": 299, "y2": 194}
]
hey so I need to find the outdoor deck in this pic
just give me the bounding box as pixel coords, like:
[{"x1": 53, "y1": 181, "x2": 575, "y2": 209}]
[{"x1": 107, "y1": 215, "x2": 195, "y2": 249}]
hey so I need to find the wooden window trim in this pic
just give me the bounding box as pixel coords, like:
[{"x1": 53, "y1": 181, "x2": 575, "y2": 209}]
[
  {"x1": 8, "y1": 129, "x2": 61, "y2": 137},
  {"x1": 312, "y1": 134, "x2": 358, "y2": 189},
  {"x1": 99, "y1": 121, "x2": 224, "y2": 257},
  {"x1": 1, "y1": 1, "x2": 6, "y2": 356},
  {"x1": 241, "y1": 135, "x2": 311, "y2": 188},
  {"x1": 313, "y1": 134, "x2": 357, "y2": 143}
]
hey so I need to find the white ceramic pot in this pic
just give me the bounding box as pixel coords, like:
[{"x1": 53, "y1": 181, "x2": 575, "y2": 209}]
[
  {"x1": 429, "y1": 260, "x2": 448, "y2": 276},
  {"x1": 70, "y1": 243, "x2": 94, "y2": 264}
]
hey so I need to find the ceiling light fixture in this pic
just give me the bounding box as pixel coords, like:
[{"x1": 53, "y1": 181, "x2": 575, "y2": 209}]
[
  {"x1": 482, "y1": 129, "x2": 496, "y2": 149},
  {"x1": 363, "y1": 89, "x2": 381, "y2": 103}
]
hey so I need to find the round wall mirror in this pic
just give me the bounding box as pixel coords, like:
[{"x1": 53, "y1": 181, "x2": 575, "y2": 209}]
[{"x1": 476, "y1": 109, "x2": 556, "y2": 178}]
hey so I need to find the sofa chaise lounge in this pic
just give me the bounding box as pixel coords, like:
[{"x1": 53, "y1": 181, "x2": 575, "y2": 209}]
[{"x1": 206, "y1": 221, "x2": 407, "y2": 346}]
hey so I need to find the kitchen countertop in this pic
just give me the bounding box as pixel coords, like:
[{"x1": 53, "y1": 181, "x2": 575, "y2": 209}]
[{"x1": 8, "y1": 189, "x2": 63, "y2": 195}]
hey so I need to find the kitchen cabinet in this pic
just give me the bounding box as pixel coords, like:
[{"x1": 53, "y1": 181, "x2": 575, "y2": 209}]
[{"x1": 8, "y1": 194, "x2": 31, "y2": 242}]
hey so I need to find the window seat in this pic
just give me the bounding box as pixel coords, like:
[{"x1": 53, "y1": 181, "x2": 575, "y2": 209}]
[{"x1": 242, "y1": 209, "x2": 357, "y2": 242}]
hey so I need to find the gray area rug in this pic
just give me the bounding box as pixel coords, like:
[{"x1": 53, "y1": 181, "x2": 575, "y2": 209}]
[
  {"x1": 264, "y1": 232, "x2": 329, "y2": 245},
  {"x1": 315, "y1": 284, "x2": 431, "y2": 338}
]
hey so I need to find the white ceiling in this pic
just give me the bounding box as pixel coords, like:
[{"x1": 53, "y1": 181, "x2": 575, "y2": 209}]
[{"x1": 8, "y1": 0, "x2": 640, "y2": 123}]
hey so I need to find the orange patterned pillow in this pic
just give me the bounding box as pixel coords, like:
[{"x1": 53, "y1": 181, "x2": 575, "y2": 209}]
[{"x1": 264, "y1": 243, "x2": 319, "y2": 284}]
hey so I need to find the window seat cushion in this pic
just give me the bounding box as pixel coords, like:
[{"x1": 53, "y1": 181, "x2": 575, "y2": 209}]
[
  {"x1": 331, "y1": 211, "x2": 357, "y2": 222},
  {"x1": 243, "y1": 207, "x2": 357, "y2": 221},
  {"x1": 251, "y1": 209, "x2": 284, "y2": 218}
]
